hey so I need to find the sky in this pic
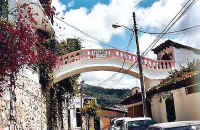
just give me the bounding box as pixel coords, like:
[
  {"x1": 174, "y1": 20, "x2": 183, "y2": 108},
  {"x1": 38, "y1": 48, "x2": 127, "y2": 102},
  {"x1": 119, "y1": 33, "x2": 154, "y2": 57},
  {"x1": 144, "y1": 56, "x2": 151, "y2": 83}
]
[{"x1": 52, "y1": 0, "x2": 200, "y2": 89}]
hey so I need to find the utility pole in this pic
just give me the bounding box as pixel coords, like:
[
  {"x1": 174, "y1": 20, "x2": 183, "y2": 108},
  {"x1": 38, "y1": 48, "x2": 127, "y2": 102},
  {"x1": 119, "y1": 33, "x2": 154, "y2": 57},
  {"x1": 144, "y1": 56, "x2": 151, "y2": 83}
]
[{"x1": 132, "y1": 12, "x2": 147, "y2": 117}]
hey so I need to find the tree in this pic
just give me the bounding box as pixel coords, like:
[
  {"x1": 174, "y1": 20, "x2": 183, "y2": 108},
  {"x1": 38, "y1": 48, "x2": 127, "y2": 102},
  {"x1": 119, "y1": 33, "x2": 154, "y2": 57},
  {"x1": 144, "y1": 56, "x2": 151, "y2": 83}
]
[
  {"x1": 0, "y1": 2, "x2": 57, "y2": 92},
  {"x1": 0, "y1": 0, "x2": 8, "y2": 18},
  {"x1": 0, "y1": 1, "x2": 81, "y2": 129},
  {"x1": 81, "y1": 100, "x2": 100, "y2": 130},
  {"x1": 0, "y1": 2, "x2": 57, "y2": 129},
  {"x1": 46, "y1": 38, "x2": 82, "y2": 129}
]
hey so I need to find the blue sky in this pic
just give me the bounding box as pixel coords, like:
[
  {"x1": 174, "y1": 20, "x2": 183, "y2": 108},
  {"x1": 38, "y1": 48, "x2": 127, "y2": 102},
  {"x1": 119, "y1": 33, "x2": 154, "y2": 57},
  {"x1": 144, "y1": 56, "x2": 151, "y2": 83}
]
[
  {"x1": 53, "y1": 0, "x2": 200, "y2": 88},
  {"x1": 58, "y1": 0, "x2": 160, "y2": 53},
  {"x1": 60, "y1": 0, "x2": 110, "y2": 12},
  {"x1": 60, "y1": 0, "x2": 159, "y2": 11}
]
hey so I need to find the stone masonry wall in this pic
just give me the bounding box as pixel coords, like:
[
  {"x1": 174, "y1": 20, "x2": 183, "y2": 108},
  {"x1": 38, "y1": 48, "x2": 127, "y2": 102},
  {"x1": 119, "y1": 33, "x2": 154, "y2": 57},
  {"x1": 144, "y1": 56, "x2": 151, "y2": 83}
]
[{"x1": 0, "y1": 68, "x2": 47, "y2": 130}]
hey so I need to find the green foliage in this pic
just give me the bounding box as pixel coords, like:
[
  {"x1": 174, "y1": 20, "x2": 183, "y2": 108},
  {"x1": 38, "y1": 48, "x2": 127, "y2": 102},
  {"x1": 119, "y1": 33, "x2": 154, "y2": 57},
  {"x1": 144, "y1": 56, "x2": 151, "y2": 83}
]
[
  {"x1": 52, "y1": 38, "x2": 82, "y2": 94},
  {"x1": 0, "y1": 0, "x2": 8, "y2": 18},
  {"x1": 45, "y1": 38, "x2": 82, "y2": 129},
  {"x1": 41, "y1": 38, "x2": 81, "y2": 56},
  {"x1": 81, "y1": 100, "x2": 100, "y2": 130},
  {"x1": 159, "y1": 60, "x2": 200, "y2": 87},
  {"x1": 39, "y1": 38, "x2": 81, "y2": 88},
  {"x1": 82, "y1": 84, "x2": 131, "y2": 107},
  {"x1": 81, "y1": 100, "x2": 100, "y2": 117}
]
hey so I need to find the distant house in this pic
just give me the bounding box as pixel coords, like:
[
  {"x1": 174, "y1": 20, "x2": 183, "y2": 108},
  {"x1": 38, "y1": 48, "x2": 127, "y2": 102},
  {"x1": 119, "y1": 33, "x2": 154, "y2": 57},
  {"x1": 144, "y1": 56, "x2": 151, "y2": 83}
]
[{"x1": 120, "y1": 87, "x2": 152, "y2": 118}]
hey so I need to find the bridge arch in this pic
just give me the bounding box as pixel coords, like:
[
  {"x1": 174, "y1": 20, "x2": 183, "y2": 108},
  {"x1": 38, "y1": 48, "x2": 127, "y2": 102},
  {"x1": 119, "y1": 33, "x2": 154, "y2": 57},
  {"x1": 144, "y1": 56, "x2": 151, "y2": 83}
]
[{"x1": 54, "y1": 49, "x2": 174, "y2": 88}]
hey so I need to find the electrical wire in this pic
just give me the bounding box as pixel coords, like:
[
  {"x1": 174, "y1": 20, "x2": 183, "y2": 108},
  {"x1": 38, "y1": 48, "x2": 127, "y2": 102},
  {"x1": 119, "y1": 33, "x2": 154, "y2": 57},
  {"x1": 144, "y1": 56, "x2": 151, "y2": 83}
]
[
  {"x1": 142, "y1": 0, "x2": 197, "y2": 57},
  {"x1": 96, "y1": 32, "x2": 134, "y2": 87},
  {"x1": 109, "y1": 32, "x2": 135, "y2": 86},
  {"x1": 54, "y1": 16, "x2": 120, "y2": 49},
  {"x1": 6, "y1": 0, "x2": 199, "y2": 88},
  {"x1": 124, "y1": 0, "x2": 197, "y2": 74},
  {"x1": 109, "y1": 0, "x2": 198, "y2": 87},
  {"x1": 138, "y1": 24, "x2": 200, "y2": 35},
  {"x1": 142, "y1": 0, "x2": 194, "y2": 56},
  {"x1": 5, "y1": 2, "x2": 120, "y2": 50},
  {"x1": 3, "y1": 1, "x2": 131, "y2": 88}
]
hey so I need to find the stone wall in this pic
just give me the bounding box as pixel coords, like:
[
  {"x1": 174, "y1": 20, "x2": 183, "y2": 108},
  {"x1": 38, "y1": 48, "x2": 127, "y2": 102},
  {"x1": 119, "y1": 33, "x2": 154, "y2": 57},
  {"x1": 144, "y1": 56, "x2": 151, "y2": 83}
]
[{"x1": 0, "y1": 68, "x2": 47, "y2": 130}]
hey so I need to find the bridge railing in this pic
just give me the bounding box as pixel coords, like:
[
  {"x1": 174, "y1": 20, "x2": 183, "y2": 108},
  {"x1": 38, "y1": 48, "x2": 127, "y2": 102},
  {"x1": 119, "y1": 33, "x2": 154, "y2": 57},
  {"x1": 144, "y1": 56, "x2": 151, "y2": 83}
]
[
  {"x1": 56, "y1": 49, "x2": 175, "y2": 71},
  {"x1": 142, "y1": 57, "x2": 175, "y2": 70}
]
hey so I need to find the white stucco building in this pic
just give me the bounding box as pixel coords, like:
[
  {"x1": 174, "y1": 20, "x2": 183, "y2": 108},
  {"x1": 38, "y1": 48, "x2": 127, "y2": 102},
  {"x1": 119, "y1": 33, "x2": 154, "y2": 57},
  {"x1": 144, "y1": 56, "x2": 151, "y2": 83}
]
[
  {"x1": 150, "y1": 40, "x2": 200, "y2": 122},
  {"x1": 121, "y1": 40, "x2": 200, "y2": 122},
  {"x1": 67, "y1": 96, "x2": 97, "y2": 130},
  {"x1": 152, "y1": 40, "x2": 200, "y2": 69}
]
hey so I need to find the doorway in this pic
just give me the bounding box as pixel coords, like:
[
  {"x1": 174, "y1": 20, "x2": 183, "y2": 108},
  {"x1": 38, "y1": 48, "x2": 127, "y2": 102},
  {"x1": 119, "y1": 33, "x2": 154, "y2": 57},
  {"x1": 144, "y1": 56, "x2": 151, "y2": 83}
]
[{"x1": 165, "y1": 95, "x2": 176, "y2": 122}]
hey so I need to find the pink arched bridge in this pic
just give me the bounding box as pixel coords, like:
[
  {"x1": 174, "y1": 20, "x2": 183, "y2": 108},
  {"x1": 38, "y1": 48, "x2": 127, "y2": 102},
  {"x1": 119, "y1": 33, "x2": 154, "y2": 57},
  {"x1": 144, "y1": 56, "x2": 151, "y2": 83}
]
[{"x1": 54, "y1": 49, "x2": 174, "y2": 84}]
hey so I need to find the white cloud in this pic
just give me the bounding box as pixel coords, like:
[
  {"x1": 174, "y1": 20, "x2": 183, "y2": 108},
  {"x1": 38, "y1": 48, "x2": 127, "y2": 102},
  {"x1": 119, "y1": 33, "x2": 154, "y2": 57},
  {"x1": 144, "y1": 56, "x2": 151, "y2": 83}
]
[
  {"x1": 139, "y1": 33, "x2": 157, "y2": 58},
  {"x1": 53, "y1": 0, "x2": 142, "y2": 48},
  {"x1": 80, "y1": 71, "x2": 140, "y2": 89},
  {"x1": 136, "y1": 0, "x2": 185, "y2": 30},
  {"x1": 67, "y1": 0, "x2": 74, "y2": 8},
  {"x1": 52, "y1": 0, "x2": 66, "y2": 16},
  {"x1": 53, "y1": 0, "x2": 200, "y2": 89},
  {"x1": 137, "y1": 0, "x2": 200, "y2": 49}
]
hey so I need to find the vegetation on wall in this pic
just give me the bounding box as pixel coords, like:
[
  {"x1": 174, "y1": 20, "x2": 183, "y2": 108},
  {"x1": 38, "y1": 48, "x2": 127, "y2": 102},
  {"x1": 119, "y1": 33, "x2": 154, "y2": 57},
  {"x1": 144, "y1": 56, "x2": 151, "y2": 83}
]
[
  {"x1": 45, "y1": 39, "x2": 82, "y2": 130},
  {"x1": 0, "y1": 2, "x2": 57, "y2": 129},
  {"x1": 159, "y1": 60, "x2": 200, "y2": 87},
  {"x1": 0, "y1": 3, "x2": 57, "y2": 93}
]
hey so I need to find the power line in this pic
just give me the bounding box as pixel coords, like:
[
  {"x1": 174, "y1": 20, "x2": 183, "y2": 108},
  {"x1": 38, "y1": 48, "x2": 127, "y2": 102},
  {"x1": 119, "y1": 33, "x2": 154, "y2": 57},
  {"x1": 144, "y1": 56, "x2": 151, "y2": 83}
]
[
  {"x1": 108, "y1": 33, "x2": 135, "y2": 86},
  {"x1": 125, "y1": 0, "x2": 197, "y2": 74},
  {"x1": 142, "y1": 0, "x2": 197, "y2": 57},
  {"x1": 104, "y1": 24, "x2": 200, "y2": 82},
  {"x1": 138, "y1": 24, "x2": 200, "y2": 35},
  {"x1": 6, "y1": 2, "x2": 120, "y2": 50},
  {"x1": 96, "y1": 33, "x2": 134, "y2": 87},
  {"x1": 8, "y1": 1, "x2": 199, "y2": 88},
  {"x1": 54, "y1": 16, "x2": 138, "y2": 87},
  {"x1": 109, "y1": 0, "x2": 198, "y2": 86},
  {"x1": 54, "y1": 16, "x2": 120, "y2": 49}
]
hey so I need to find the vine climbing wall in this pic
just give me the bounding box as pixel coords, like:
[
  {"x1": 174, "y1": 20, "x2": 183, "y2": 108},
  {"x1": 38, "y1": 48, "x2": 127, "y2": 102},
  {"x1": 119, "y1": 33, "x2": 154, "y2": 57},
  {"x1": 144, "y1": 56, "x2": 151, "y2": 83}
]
[{"x1": 0, "y1": 68, "x2": 47, "y2": 130}]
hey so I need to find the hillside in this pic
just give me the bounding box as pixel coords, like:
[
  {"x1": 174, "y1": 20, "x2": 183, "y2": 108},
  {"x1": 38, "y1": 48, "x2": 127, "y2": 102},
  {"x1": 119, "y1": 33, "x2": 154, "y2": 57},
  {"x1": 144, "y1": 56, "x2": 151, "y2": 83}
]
[{"x1": 82, "y1": 84, "x2": 132, "y2": 107}]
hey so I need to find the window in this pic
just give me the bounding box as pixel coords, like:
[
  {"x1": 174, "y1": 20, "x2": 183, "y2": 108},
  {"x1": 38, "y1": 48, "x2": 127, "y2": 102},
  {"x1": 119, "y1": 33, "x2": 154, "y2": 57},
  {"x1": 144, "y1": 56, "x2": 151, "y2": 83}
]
[
  {"x1": 115, "y1": 120, "x2": 123, "y2": 127},
  {"x1": 161, "y1": 53, "x2": 172, "y2": 60},
  {"x1": 127, "y1": 120, "x2": 156, "y2": 130},
  {"x1": 76, "y1": 108, "x2": 82, "y2": 127}
]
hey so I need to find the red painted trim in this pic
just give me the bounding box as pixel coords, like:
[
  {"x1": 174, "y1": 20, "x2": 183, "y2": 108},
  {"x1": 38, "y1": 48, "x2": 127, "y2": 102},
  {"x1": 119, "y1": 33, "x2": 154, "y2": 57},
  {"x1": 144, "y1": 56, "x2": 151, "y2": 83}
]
[{"x1": 55, "y1": 49, "x2": 175, "y2": 71}]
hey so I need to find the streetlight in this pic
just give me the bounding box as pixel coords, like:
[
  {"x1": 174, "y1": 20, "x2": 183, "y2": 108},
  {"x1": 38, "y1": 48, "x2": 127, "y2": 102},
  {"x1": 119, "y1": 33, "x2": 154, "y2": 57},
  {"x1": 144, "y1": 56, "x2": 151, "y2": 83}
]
[
  {"x1": 112, "y1": 12, "x2": 147, "y2": 117},
  {"x1": 112, "y1": 24, "x2": 133, "y2": 32}
]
